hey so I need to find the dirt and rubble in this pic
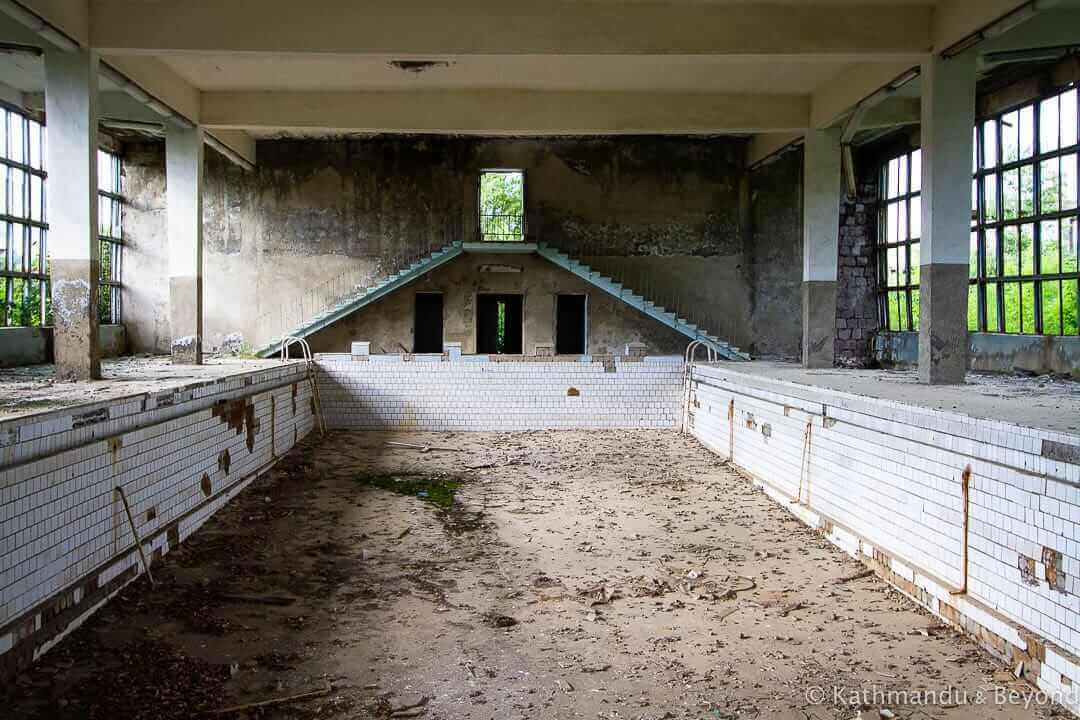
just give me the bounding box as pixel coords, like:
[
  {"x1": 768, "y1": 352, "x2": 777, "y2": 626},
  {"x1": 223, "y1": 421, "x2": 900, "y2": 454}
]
[{"x1": 5, "y1": 431, "x2": 1064, "y2": 719}]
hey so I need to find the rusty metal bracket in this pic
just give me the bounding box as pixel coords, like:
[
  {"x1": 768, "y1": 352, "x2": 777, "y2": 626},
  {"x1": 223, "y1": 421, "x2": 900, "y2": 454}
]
[
  {"x1": 950, "y1": 465, "x2": 972, "y2": 596},
  {"x1": 794, "y1": 418, "x2": 813, "y2": 505},
  {"x1": 115, "y1": 486, "x2": 155, "y2": 587},
  {"x1": 727, "y1": 398, "x2": 735, "y2": 462}
]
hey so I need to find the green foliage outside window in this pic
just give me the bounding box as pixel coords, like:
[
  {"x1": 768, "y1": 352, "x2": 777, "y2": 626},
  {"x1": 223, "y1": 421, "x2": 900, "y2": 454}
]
[
  {"x1": 479, "y1": 171, "x2": 524, "y2": 242},
  {"x1": 882, "y1": 85, "x2": 1079, "y2": 337}
]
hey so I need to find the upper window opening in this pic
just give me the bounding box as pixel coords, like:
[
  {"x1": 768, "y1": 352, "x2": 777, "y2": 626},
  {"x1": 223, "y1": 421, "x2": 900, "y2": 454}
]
[{"x1": 479, "y1": 170, "x2": 524, "y2": 242}]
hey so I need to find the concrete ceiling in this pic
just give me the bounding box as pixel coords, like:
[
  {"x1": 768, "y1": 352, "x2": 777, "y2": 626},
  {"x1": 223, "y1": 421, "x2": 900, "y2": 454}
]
[
  {"x1": 3, "y1": 0, "x2": 1072, "y2": 163},
  {"x1": 158, "y1": 54, "x2": 857, "y2": 95}
]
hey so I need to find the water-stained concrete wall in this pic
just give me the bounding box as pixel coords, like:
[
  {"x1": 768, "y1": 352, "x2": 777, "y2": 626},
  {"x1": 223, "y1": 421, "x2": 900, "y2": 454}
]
[
  {"x1": 123, "y1": 135, "x2": 793, "y2": 355},
  {"x1": 746, "y1": 147, "x2": 804, "y2": 360}
]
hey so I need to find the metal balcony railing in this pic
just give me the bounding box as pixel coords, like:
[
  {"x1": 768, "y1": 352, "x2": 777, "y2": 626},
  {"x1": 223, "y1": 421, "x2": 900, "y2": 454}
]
[{"x1": 479, "y1": 213, "x2": 524, "y2": 242}]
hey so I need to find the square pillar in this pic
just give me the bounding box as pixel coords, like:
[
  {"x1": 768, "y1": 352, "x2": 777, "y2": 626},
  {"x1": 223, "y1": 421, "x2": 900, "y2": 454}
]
[
  {"x1": 167, "y1": 126, "x2": 205, "y2": 364},
  {"x1": 918, "y1": 53, "x2": 976, "y2": 385},
  {"x1": 802, "y1": 128, "x2": 842, "y2": 368},
  {"x1": 45, "y1": 49, "x2": 100, "y2": 381}
]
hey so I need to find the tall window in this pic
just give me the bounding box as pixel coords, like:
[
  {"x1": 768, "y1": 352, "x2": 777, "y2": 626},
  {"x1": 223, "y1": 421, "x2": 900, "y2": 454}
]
[
  {"x1": 0, "y1": 107, "x2": 47, "y2": 327},
  {"x1": 479, "y1": 170, "x2": 524, "y2": 242},
  {"x1": 98, "y1": 149, "x2": 123, "y2": 324},
  {"x1": 879, "y1": 84, "x2": 1079, "y2": 337},
  {"x1": 972, "y1": 87, "x2": 1077, "y2": 336},
  {"x1": 879, "y1": 149, "x2": 922, "y2": 331},
  {"x1": 0, "y1": 107, "x2": 124, "y2": 328}
]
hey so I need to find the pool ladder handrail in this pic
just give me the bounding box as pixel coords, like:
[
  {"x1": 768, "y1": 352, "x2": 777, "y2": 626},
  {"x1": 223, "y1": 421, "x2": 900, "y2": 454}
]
[{"x1": 280, "y1": 336, "x2": 327, "y2": 436}]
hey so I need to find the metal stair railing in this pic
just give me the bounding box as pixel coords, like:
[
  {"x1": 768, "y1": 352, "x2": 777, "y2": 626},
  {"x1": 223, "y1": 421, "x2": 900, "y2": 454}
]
[
  {"x1": 536, "y1": 242, "x2": 749, "y2": 361},
  {"x1": 254, "y1": 241, "x2": 450, "y2": 350}
]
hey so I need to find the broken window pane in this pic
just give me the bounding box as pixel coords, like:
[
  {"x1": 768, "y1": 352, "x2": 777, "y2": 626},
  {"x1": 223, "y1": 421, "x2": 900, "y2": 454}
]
[
  {"x1": 1002, "y1": 110, "x2": 1019, "y2": 163},
  {"x1": 984, "y1": 173, "x2": 998, "y2": 222}
]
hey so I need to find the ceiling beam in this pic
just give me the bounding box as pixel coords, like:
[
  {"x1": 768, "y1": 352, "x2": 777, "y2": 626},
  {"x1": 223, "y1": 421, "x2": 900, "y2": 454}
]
[
  {"x1": 746, "y1": 133, "x2": 803, "y2": 168},
  {"x1": 206, "y1": 129, "x2": 256, "y2": 167},
  {"x1": 810, "y1": 62, "x2": 920, "y2": 129},
  {"x1": 200, "y1": 89, "x2": 810, "y2": 136},
  {"x1": 932, "y1": 0, "x2": 1030, "y2": 53},
  {"x1": 13, "y1": 0, "x2": 88, "y2": 46},
  {"x1": 87, "y1": 0, "x2": 932, "y2": 57},
  {"x1": 101, "y1": 55, "x2": 200, "y2": 125}
]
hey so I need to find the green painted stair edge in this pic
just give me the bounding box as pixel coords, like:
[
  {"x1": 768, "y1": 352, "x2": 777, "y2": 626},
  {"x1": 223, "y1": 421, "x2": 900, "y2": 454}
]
[
  {"x1": 536, "y1": 243, "x2": 750, "y2": 361},
  {"x1": 255, "y1": 244, "x2": 465, "y2": 357}
]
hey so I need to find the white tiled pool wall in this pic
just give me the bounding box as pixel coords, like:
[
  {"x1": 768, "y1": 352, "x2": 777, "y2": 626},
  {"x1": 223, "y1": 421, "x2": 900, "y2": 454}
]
[
  {"x1": 687, "y1": 363, "x2": 1080, "y2": 714},
  {"x1": 0, "y1": 362, "x2": 315, "y2": 677},
  {"x1": 315, "y1": 354, "x2": 686, "y2": 430}
]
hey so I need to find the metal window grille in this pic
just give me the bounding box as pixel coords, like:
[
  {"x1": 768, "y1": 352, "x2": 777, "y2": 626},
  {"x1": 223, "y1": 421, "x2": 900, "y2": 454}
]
[{"x1": 878, "y1": 83, "x2": 1079, "y2": 337}]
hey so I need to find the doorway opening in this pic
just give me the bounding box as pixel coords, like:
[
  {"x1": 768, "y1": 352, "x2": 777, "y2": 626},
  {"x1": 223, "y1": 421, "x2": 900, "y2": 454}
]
[
  {"x1": 479, "y1": 170, "x2": 525, "y2": 242},
  {"x1": 414, "y1": 292, "x2": 444, "y2": 353},
  {"x1": 476, "y1": 294, "x2": 523, "y2": 354},
  {"x1": 556, "y1": 294, "x2": 587, "y2": 354}
]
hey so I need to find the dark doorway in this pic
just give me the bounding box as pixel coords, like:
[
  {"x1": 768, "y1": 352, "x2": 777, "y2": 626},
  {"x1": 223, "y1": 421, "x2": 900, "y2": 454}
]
[
  {"x1": 476, "y1": 294, "x2": 523, "y2": 354},
  {"x1": 556, "y1": 294, "x2": 587, "y2": 354},
  {"x1": 414, "y1": 293, "x2": 444, "y2": 353}
]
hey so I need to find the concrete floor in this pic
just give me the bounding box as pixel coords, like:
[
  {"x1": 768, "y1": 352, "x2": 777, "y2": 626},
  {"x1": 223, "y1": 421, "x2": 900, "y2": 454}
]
[
  {"x1": 714, "y1": 361, "x2": 1080, "y2": 435},
  {"x1": 6, "y1": 430, "x2": 1062, "y2": 719},
  {"x1": 0, "y1": 356, "x2": 290, "y2": 421}
]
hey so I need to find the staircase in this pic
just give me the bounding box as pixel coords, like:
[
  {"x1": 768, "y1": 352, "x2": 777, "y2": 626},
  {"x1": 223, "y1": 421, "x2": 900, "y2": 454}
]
[
  {"x1": 536, "y1": 244, "x2": 749, "y2": 361},
  {"x1": 254, "y1": 243, "x2": 465, "y2": 357},
  {"x1": 256, "y1": 240, "x2": 749, "y2": 361}
]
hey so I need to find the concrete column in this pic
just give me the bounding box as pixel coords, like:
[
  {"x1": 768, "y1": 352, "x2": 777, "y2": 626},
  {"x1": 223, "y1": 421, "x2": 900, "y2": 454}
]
[
  {"x1": 918, "y1": 53, "x2": 975, "y2": 385},
  {"x1": 801, "y1": 128, "x2": 842, "y2": 368},
  {"x1": 45, "y1": 49, "x2": 100, "y2": 381},
  {"x1": 166, "y1": 125, "x2": 205, "y2": 364}
]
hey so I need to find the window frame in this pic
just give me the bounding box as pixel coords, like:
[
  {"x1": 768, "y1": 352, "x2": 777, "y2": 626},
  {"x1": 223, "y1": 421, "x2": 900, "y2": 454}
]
[
  {"x1": 970, "y1": 85, "x2": 1078, "y2": 336},
  {"x1": 477, "y1": 169, "x2": 526, "y2": 243},
  {"x1": 98, "y1": 148, "x2": 124, "y2": 325},
  {"x1": 877, "y1": 148, "x2": 922, "y2": 333},
  {"x1": 877, "y1": 82, "x2": 1079, "y2": 338},
  {"x1": 0, "y1": 105, "x2": 49, "y2": 328}
]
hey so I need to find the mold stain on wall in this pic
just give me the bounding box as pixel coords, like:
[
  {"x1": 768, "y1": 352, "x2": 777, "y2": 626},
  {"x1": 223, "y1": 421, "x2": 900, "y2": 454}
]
[{"x1": 122, "y1": 135, "x2": 801, "y2": 356}]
